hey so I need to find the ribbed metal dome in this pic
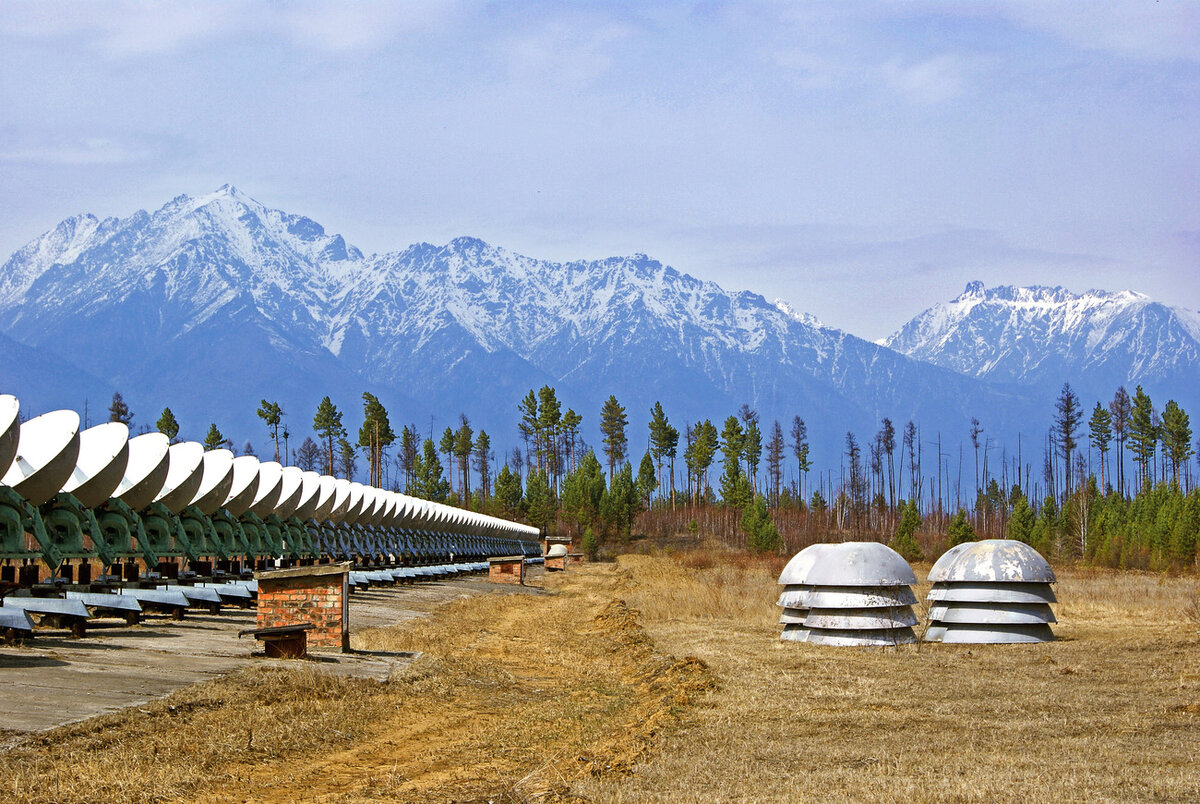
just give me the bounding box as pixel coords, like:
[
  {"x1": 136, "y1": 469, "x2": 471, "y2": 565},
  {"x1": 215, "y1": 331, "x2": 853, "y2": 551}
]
[
  {"x1": 777, "y1": 542, "x2": 917, "y2": 646},
  {"x1": 925, "y1": 540, "x2": 1057, "y2": 644},
  {"x1": 929, "y1": 539, "x2": 1055, "y2": 584}
]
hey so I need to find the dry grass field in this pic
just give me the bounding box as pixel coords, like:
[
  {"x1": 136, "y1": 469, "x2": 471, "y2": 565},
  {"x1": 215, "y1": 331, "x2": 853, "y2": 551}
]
[{"x1": 1, "y1": 549, "x2": 1198, "y2": 803}]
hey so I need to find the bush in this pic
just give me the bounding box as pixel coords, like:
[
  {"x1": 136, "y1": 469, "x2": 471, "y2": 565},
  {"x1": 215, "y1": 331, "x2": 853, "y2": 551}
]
[
  {"x1": 581, "y1": 527, "x2": 599, "y2": 561},
  {"x1": 947, "y1": 509, "x2": 977, "y2": 546},
  {"x1": 742, "y1": 496, "x2": 782, "y2": 553},
  {"x1": 889, "y1": 499, "x2": 924, "y2": 561}
]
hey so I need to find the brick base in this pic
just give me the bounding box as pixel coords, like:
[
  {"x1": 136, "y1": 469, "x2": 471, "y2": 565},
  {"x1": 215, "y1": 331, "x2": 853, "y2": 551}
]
[
  {"x1": 255, "y1": 563, "x2": 350, "y2": 651},
  {"x1": 488, "y1": 556, "x2": 525, "y2": 584},
  {"x1": 545, "y1": 555, "x2": 566, "y2": 571}
]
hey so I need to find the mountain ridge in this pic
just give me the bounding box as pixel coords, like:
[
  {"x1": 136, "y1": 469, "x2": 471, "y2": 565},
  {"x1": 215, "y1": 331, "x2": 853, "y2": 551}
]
[{"x1": 1, "y1": 187, "x2": 1194, "y2": 476}]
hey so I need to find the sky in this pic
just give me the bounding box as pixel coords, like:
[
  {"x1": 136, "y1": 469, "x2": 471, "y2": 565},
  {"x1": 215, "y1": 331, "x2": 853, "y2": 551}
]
[{"x1": 1, "y1": 0, "x2": 1197, "y2": 340}]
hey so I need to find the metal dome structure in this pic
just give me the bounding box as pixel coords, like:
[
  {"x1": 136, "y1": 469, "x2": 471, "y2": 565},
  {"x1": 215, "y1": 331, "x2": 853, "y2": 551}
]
[
  {"x1": 777, "y1": 542, "x2": 918, "y2": 646},
  {"x1": 924, "y1": 539, "x2": 1057, "y2": 643}
]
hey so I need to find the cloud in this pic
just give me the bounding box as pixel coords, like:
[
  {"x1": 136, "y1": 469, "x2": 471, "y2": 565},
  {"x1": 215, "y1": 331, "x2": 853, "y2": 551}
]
[
  {"x1": 881, "y1": 55, "x2": 966, "y2": 104},
  {"x1": 0, "y1": 0, "x2": 465, "y2": 57},
  {"x1": 0, "y1": 136, "x2": 152, "y2": 166},
  {"x1": 998, "y1": 0, "x2": 1200, "y2": 63},
  {"x1": 497, "y1": 17, "x2": 634, "y2": 89}
]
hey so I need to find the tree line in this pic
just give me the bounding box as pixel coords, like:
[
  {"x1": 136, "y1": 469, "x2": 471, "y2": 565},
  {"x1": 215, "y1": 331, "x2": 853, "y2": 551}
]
[{"x1": 99, "y1": 379, "x2": 1198, "y2": 569}]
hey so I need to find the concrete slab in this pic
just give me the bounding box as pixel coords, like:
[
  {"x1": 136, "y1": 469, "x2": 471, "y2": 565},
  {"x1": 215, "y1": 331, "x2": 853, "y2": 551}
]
[{"x1": 0, "y1": 570, "x2": 543, "y2": 734}]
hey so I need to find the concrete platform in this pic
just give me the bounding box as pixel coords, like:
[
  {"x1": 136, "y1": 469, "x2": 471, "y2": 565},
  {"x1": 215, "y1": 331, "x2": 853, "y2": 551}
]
[{"x1": 0, "y1": 570, "x2": 543, "y2": 734}]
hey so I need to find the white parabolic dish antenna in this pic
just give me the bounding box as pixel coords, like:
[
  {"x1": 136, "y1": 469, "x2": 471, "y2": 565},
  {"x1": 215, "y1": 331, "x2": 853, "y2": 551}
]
[
  {"x1": 154, "y1": 442, "x2": 206, "y2": 514},
  {"x1": 290, "y1": 471, "x2": 324, "y2": 521},
  {"x1": 1, "y1": 409, "x2": 81, "y2": 505},
  {"x1": 248, "y1": 461, "x2": 285, "y2": 517},
  {"x1": 222, "y1": 455, "x2": 261, "y2": 516},
  {"x1": 61, "y1": 422, "x2": 131, "y2": 507},
  {"x1": 270, "y1": 467, "x2": 306, "y2": 519},
  {"x1": 328, "y1": 478, "x2": 353, "y2": 523},
  {"x1": 0, "y1": 394, "x2": 20, "y2": 478},
  {"x1": 190, "y1": 449, "x2": 235, "y2": 514},
  {"x1": 114, "y1": 432, "x2": 171, "y2": 511},
  {"x1": 341, "y1": 481, "x2": 364, "y2": 525},
  {"x1": 311, "y1": 475, "x2": 339, "y2": 521}
]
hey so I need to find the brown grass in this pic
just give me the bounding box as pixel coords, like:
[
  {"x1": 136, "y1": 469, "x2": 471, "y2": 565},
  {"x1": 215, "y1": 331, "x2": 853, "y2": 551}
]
[
  {"x1": 3, "y1": 551, "x2": 1198, "y2": 803},
  {"x1": 0, "y1": 569, "x2": 711, "y2": 803},
  {"x1": 576, "y1": 546, "x2": 1200, "y2": 803},
  {"x1": 0, "y1": 666, "x2": 393, "y2": 803}
]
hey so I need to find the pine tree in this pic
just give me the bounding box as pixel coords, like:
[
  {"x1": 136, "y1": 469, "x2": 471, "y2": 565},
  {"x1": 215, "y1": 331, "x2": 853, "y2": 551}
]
[
  {"x1": 1055, "y1": 382, "x2": 1082, "y2": 497},
  {"x1": 742, "y1": 495, "x2": 781, "y2": 553},
  {"x1": 337, "y1": 437, "x2": 357, "y2": 481},
  {"x1": 890, "y1": 499, "x2": 923, "y2": 561},
  {"x1": 790, "y1": 416, "x2": 810, "y2": 499},
  {"x1": 517, "y1": 390, "x2": 539, "y2": 472},
  {"x1": 648, "y1": 401, "x2": 672, "y2": 501},
  {"x1": 766, "y1": 420, "x2": 785, "y2": 505},
  {"x1": 561, "y1": 450, "x2": 606, "y2": 530},
  {"x1": 742, "y1": 414, "x2": 762, "y2": 494},
  {"x1": 1128, "y1": 385, "x2": 1157, "y2": 489},
  {"x1": 880, "y1": 417, "x2": 896, "y2": 509},
  {"x1": 1160, "y1": 400, "x2": 1193, "y2": 488},
  {"x1": 108, "y1": 391, "x2": 133, "y2": 427},
  {"x1": 203, "y1": 423, "x2": 227, "y2": 451},
  {"x1": 1109, "y1": 386, "x2": 1132, "y2": 495},
  {"x1": 636, "y1": 451, "x2": 657, "y2": 509},
  {"x1": 439, "y1": 426, "x2": 456, "y2": 497},
  {"x1": 902, "y1": 420, "x2": 918, "y2": 500},
  {"x1": 398, "y1": 426, "x2": 418, "y2": 491},
  {"x1": 969, "y1": 417, "x2": 983, "y2": 500},
  {"x1": 947, "y1": 508, "x2": 977, "y2": 546},
  {"x1": 719, "y1": 416, "x2": 750, "y2": 508},
  {"x1": 454, "y1": 415, "x2": 474, "y2": 504},
  {"x1": 474, "y1": 430, "x2": 492, "y2": 499},
  {"x1": 537, "y1": 386, "x2": 562, "y2": 486},
  {"x1": 599, "y1": 461, "x2": 638, "y2": 539},
  {"x1": 313, "y1": 396, "x2": 344, "y2": 476},
  {"x1": 493, "y1": 464, "x2": 524, "y2": 517},
  {"x1": 256, "y1": 399, "x2": 284, "y2": 462},
  {"x1": 599, "y1": 395, "x2": 628, "y2": 480},
  {"x1": 357, "y1": 393, "x2": 395, "y2": 487},
  {"x1": 1088, "y1": 402, "x2": 1113, "y2": 492},
  {"x1": 296, "y1": 436, "x2": 320, "y2": 472},
  {"x1": 156, "y1": 407, "x2": 180, "y2": 441},
  {"x1": 845, "y1": 431, "x2": 866, "y2": 531},
  {"x1": 692, "y1": 419, "x2": 719, "y2": 499},
  {"x1": 412, "y1": 438, "x2": 449, "y2": 502},
  {"x1": 524, "y1": 469, "x2": 556, "y2": 532},
  {"x1": 1007, "y1": 492, "x2": 1036, "y2": 543},
  {"x1": 561, "y1": 408, "x2": 582, "y2": 473}
]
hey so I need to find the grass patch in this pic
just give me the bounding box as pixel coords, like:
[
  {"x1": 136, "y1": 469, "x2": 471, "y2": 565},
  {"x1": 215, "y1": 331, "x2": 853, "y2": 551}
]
[
  {"x1": 576, "y1": 547, "x2": 1200, "y2": 803},
  {"x1": 4, "y1": 550, "x2": 1198, "y2": 802}
]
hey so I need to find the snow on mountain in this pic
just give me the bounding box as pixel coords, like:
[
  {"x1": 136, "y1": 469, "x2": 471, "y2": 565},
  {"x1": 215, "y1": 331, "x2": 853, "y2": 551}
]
[
  {"x1": 6, "y1": 188, "x2": 1189, "y2": 467},
  {"x1": 885, "y1": 281, "x2": 1200, "y2": 409}
]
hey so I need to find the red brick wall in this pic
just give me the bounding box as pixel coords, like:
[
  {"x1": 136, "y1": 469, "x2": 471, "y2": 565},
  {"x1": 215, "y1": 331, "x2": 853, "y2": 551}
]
[
  {"x1": 488, "y1": 558, "x2": 524, "y2": 584},
  {"x1": 545, "y1": 555, "x2": 566, "y2": 571},
  {"x1": 257, "y1": 572, "x2": 347, "y2": 650}
]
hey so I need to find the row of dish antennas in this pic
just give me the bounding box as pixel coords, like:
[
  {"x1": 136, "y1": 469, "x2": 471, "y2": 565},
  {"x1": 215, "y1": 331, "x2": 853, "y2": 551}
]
[
  {"x1": 0, "y1": 396, "x2": 540, "y2": 582},
  {"x1": 777, "y1": 540, "x2": 1056, "y2": 646}
]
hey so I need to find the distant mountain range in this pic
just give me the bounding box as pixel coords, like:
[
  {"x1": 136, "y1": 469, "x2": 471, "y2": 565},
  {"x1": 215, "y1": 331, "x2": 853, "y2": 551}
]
[{"x1": 2, "y1": 186, "x2": 1197, "y2": 476}]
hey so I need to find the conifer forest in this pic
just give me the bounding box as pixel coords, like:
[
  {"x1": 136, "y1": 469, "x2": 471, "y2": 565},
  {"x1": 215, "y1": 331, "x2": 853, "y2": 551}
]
[{"x1": 120, "y1": 380, "x2": 1198, "y2": 571}]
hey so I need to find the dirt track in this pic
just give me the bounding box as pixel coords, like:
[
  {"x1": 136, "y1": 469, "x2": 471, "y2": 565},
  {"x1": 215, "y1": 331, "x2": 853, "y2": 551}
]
[
  {"x1": 204, "y1": 565, "x2": 712, "y2": 802},
  {"x1": 0, "y1": 563, "x2": 711, "y2": 803}
]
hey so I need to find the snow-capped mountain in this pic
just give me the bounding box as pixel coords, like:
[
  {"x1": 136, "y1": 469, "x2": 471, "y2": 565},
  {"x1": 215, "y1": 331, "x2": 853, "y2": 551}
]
[
  {"x1": 0, "y1": 186, "x2": 1033, "y2": 462},
  {"x1": 3, "y1": 186, "x2": 1192, "y2": 471},
  {"x1": 884, "y1": 281, "x2": 1200, "y2": 409}
]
